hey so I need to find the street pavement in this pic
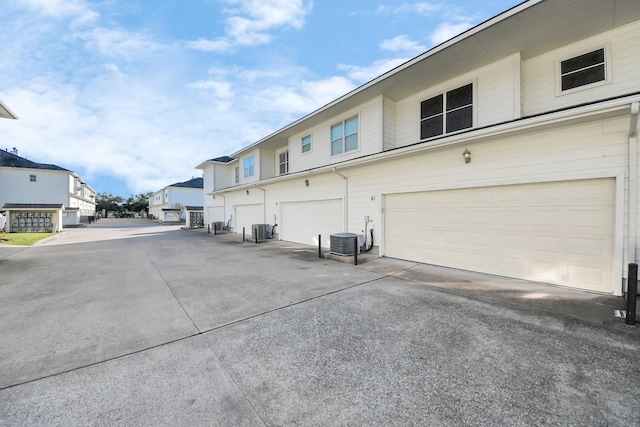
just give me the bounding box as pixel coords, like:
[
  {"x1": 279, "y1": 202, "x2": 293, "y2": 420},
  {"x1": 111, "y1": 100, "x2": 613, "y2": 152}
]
[{"x1": 0, "y1": 218, "x2": 639, "y2": 426}]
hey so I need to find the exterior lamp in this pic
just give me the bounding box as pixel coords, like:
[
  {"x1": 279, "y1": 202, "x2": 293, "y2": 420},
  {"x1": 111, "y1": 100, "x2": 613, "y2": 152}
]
[
  {"x1": 246, "y1": 190, "x2": 249, "y2": 195},
  {"x1": 305, "y1": 179, "x2": 309, "y2": 187},
  {"x1": 463, "y1": 148, "x2": 471, "y2": 164}
]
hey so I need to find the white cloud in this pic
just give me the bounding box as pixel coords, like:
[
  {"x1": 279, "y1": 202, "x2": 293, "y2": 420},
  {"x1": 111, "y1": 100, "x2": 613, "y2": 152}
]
[
  {"x1": 380, "y1": 35, "x2": 425, "y2": 54},
  {"x1": 338, "y1": 58, "x2": 410, "y2": 84},
  {"x1": 187, "y1": 0, "x2": 312, "y2": 52},
  {"x1": 77, "y1": 28, "x2": 166, "y2": 59},
  {"x1": 186, "y1": 38, "x2": 233, "y2": 53},
  {"x1": 377, "y1": 2, "x2": 442, "y2": 16},
  {"x1": 15, "y1": 0, "x2": 98, "y2": 25},
  {"x1": 429, "y1": 20, "x2": 474, "y2": 45}
]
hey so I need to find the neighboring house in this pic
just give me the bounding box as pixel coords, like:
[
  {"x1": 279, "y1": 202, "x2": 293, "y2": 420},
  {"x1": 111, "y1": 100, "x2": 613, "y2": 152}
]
[
  {"x1": 149, "y1": 177, "x2": 204, "y2": 222},
  {"x1": 197, "y1": 0, "x2": 640, "y2": 296},
  {"x1": 0, "y1": 148, "x2": 97, "y2": 232}
]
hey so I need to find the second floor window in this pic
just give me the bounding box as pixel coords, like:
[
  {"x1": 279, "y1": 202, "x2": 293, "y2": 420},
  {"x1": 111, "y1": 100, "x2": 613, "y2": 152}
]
[
  {"x1": 420, "y1": 83, "x2": 473, "y2": 140},
  {"x1": 244, "y1": 156, "x2": 254, "y2": 178},
  {"x1": 560, "y1": 48, "x2": 605, "y2": 91},
  {"x1": 331, "y1": 116, "x2": 358, "y2": 156},
  {"x1": 30, "y1": 174, "x2": 36, "y2": 182},
  {"x1": 301, "y1": 135, "x2": 312, "y2": 153},
  {"x1": 279, "y1": 151, "x2": 289, "y2": 175}
]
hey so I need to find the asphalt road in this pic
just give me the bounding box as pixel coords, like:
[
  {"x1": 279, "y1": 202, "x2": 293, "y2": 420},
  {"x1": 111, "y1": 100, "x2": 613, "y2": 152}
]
[{"x1": 1, "y1": 219, "x2": 639, "y2": 426}]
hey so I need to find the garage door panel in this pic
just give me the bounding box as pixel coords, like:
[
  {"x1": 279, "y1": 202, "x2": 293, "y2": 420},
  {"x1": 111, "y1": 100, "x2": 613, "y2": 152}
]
[
  {"x1": 385, "y1": 179, "x2": 614, "y2": 293},
  {"x1": 281, "y1": 199, "x2": 343, "y2": 248},
  {"x1": 235, "y1": 204, "x2": 263, "y2": 234}
]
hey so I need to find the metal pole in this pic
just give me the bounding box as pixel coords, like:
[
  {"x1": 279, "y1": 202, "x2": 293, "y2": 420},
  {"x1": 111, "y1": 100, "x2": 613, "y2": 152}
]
[
  {"x1": 627, "y1": 263, "x2": 637, "y2": 325},
  {"x1": 353, "y1": 236, "x2": 358, "y2": 266},
  {"x1": 255, "y1": 228, "x2": 258, "y2": 244},
  {"x1": 318, "y1": 234, "x2": 322, "y2": 258},
  {"x1": 208, "y1": 224, "x2": 210, "y2": 234},
  {"x1": 243, "y1": 227, "x2": 245, "y2": 242}
]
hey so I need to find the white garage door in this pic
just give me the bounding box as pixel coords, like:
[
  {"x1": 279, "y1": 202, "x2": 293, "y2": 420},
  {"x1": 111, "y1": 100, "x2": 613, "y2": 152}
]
[
  {"x1": 281, "y1": 199, "x2": 343, "y2": 248},
  {"x1": 234, "y1": 204, "x2": 264, "y2": 235},
  {"x1": 385, "y1": 179, "x2": 614, "y2": 293}
]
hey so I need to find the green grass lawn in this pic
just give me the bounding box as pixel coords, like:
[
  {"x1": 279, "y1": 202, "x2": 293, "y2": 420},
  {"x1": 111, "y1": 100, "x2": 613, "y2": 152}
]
[{"x1": 0, "y1": 233, "x2": 56, "y2": 246}]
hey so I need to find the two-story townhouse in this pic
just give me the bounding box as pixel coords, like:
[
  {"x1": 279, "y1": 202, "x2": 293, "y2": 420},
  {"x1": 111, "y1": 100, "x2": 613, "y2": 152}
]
[
  {"x1": 0, "y1": 148, "x2": 97, "y2": 232},
  {"x1": 197, "y1": 0, "x2": 640, "y2": 296},
  {"x1": 149, "y1": 177, "x2": 204, "y2": 222}
]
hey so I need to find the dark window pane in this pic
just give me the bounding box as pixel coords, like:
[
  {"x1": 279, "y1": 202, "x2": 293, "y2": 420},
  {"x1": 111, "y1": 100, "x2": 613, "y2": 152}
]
[
  {"x1": 421, "y1": 95, "x2": 442, "y2": 119},
  {"x1": 561, "y1": 49, "x2": 604, "y2": 74},
  {"x1": 561, "y1": 64, "x2": 605, "y2": 90},
  {"x1": 446, "y1": 105, "x2": 473, "y2": 133},
  {"x1": 420, "y1": 116, "x2": 443, "y2": 139},
  {"x1": 447, "y1": 83, "x2": 473, "y2": 110}
]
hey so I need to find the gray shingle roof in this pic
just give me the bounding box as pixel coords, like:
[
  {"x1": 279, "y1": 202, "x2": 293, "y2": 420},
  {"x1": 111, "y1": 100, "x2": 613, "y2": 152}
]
[
  {"x1": 2, "y1": 203, "x2": 65, "y2": 209},
  {"x1": 169, "y1": 177, "x2": 203, "y2": 189},
  {"x1": 210, "y1": 156, "x2": 234, "y2": 163},
  {"x1": 0, "y1": 149, "x2": 69, "y2": 171}
]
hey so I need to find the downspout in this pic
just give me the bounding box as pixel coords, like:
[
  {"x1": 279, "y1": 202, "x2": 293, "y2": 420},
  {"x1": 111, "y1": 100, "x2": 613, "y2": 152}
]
[
  {"x1": 333, "y1": 167, "x2": 348, "y2": 232},
  {"x1": 253, "y1": 184, "x2": 267, "y2": 223},
  {"x1": 628, "y1": 101, "x2": 639, "y2": 265}
]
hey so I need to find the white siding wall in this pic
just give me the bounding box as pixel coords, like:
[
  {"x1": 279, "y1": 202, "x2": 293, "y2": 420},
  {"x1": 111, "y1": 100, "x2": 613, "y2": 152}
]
[
  {"x1": 395, "y1": 55, "x2": 521, "y2": 149},
  {"x1": 0, "y1": 168, "x2": 70, "y2": 206},
  {"x1": 261, "y1": 148, "x2": 275, "y2": 179},
  {"x1": 524, "y1": 21, "x2": 640, "y2": 116},
  {"x1": 288, "y1": 97, "x2": 383, "y2": 173},
  {"x1": 215, "y1": 162, "x2": 234, "y2": 190},
  {"x1": 167, "y1": 187, "x2": 203, "y2": 208},
  {"x1": 383, "y1": 97, "x2": 397, "y2": 151}
]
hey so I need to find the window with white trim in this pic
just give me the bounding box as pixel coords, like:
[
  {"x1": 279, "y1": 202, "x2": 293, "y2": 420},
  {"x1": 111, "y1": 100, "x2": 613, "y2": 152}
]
[
  {"x1": 29, "y1": 174, "x2": 36, "y2": 182},
  {"x1": 560, "y1": 48, "x2": 606, "y2": 91},
  {"x1": 301, "y1": 135, "x2": 311, "y2": 153},
  {"x1": 331, "y1": 116, "x2": 358, "y2": 156},
  {"x1": 420, "y1": 83, "x2": 473, "y2": 140},
  {"x1": 243, "y1": 156, "x2": 254, "y2": 178},
  {"x1": 279, "y1": 151, "x2": 289, "y2": 175}
]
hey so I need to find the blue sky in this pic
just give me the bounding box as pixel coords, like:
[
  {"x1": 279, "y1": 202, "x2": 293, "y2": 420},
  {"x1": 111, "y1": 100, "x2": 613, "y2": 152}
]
[{"x1": 0, "y1": 0, "x2": 522, "y2": 197}]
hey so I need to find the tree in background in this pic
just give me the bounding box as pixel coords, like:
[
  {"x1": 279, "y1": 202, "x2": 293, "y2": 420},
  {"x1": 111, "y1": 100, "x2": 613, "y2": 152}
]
[
  {"x1": 96, "y1": 192, "x2": 152, "y2": 217},
  {"x1": 126, "y1": 192, "x2": 153, "y2": 216},
  {"x1": 96, "y1": 193, "x2": 124, "y2": 216}
]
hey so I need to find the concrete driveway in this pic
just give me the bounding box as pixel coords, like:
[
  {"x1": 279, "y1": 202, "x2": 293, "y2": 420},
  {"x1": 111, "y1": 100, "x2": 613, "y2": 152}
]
[{"x1": 1, "y1": 219, "x2": 639, "y2": 426}]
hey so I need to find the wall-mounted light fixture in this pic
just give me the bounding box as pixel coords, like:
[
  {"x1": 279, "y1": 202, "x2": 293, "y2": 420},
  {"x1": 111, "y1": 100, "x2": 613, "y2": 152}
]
[
  {"x1": 246, "y1": 190, "x2": 249, "y2": 195},
  {"x1": 305, "y1": 179, "x2": 309, "y2": 187},
  {"x1": 463, "y1": 148, "x2": 471, "y2": 164}
]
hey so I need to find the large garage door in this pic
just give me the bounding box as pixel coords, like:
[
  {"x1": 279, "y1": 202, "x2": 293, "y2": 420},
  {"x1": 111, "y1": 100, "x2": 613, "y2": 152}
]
[
  {"x1": 281, "y1": 199, "x2": 343, "y2": 248},
  {"x1": 234, "y1": 204, "x2": 264, "y2": 234},
  {"x1": 385, "y1": 179, "x2": 614, "y2": 293}
]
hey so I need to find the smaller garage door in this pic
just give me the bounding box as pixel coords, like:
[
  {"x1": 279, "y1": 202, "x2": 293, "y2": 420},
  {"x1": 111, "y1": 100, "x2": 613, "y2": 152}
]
[
  {"x1": 384, "y1": 179, "x2": 615, "y2": 293},
  {"x1": 235, "y1": 204, "x2": 264, "y2": 234},
  {"x1": 281, "y1": 199, "x2": 343, "y2": 248}
]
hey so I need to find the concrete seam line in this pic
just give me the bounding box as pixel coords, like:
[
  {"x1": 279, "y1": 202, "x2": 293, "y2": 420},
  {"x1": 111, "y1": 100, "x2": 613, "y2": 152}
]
[
  {"x1": 0, "y1": 332, "x2": 202, "y2": 391},
  {"x1": 197, "y1": 334, "x2": 268, "y2": 427},
  {"x1": 144, "y1": 246, "x2": 202, "y2": 335}
]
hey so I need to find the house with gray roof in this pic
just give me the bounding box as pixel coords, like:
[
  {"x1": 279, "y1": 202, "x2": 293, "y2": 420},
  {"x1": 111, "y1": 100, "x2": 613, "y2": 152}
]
[
  {"x1": 0, "y1": 148, "x2": 97, "y2": 232},
  {"x1": 149, "y1": 177, "x2": 204, "y2": 222}
]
